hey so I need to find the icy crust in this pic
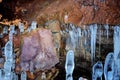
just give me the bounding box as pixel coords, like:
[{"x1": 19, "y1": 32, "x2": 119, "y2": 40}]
[{"x1": 20, "y1": 28, "x2": 59, "y2": 71}]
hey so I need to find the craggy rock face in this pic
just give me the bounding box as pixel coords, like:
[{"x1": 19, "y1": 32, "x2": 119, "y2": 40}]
[{"x1": 20, "y1": 28, "x2": 59, "y2": 71}]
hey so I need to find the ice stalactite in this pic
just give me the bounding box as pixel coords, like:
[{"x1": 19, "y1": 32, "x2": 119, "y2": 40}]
[
  {"x1": 104, "y1": 24, "x2": 109, "y2": 39},
  {"x1": 98, "y1": 25, "x2": 102, "y2": 57},
  {"x1": 76, "y1": 27, "x2": 81, "y2": 50},
  {"x1": 65, "y1": 24, "x2": 77, "y2": 51},
  {"x1": 104, "y1": 52, "x2": 114, "y2": 80},
  {"x1": 92, "y1": 61, "x2": 103, "y2": 80},
  {"x1": 31, "y1": 21, "x2": 37, "y2": 30},
  {"x1": 65, "y1": 50, "x2": 74, "y2": 80},
  {"x1": 3, "y1": 26, "x2": 8, "y2": 34},
  {"x1": 89, "y1": 24, "x2": 98, "y2": 64},
  {"x1": 9, "y1": 25, "x2": 15, "y2": 41},
  {"x1": 18, "y1": 22, "x2": 24, "y2": 33},
  {"x1": 113, "y1": 26, "x2": 120, "y2": 80}
]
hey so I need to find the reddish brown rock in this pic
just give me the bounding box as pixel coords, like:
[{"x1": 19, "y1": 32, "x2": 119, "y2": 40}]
[
  {"x1": 12, "y1": 0, "x2": 120, "y2": 25},
  {"x1": 20, "y1": 28, "x2": 59, "y2": 71}
]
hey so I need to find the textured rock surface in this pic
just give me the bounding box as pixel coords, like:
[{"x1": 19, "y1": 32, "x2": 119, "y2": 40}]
[
  {"x1": 20, "y1": 28, "x2": 59, "y2": 71},
  {"x1": 0, "y1": 0, "x2": 120, "y2": 25}
]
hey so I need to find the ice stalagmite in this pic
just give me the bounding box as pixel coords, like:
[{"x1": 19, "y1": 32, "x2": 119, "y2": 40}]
[
  {"x1": 65, "y1": 50, "x2": 74, "y2": 80},
  {"x1": 90, "y1": 24, "x2": 98, "y2": 64},
  {"x1": 92, "y1": 61, "x2": 103, "y2": 80},
  {"x1": 4, "y1": 40, "x2": 13, "y2": 61},
  {"x1": 104, "y1": 52, "x2": 114, "y2": 80}
]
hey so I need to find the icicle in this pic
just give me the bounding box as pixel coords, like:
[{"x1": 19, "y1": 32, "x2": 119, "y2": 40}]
[
  {"x1": 89, "y1": 24, "x2": 98, "y2": 64},
  {"x1": 10, "y1": 25, "x2": 15, "y2": 34},
  {"x1": 65, "y1": 50, "x2": 74, "y2": 80},
  {"x1": 76, "y1": 27, "x2": 81, "y2": 49},
  {"x1": 0, "y1": 33, "x2": 3, "y2": 38},
  {"x1": 113, "y1": 26, "x2": 120, "y2": 61},
  {"x1": 104, "y1": 24, "x2": 109, "y2": 39},
  {"x1": 104, "y1": 52, "x2": 114, "y2": 80},
  {"x1": 4, "y1": 40, "x2": 13, "y2": 61},
  {"x1": 114, "y1": 26, "x2": 120, "y2": 80},
  {"x1": 31, "y1": 21, "x2": 37, "y2": 30},
  {"x1": 3, "y1": 26, "x2": 8, "y2": 34},
  {"x1": 18, "y1": 22, "x2": 24, "y2": 33},
  {"x1": 92, "y1": 61, "x2": 103, "y2": 80},
  {"x1": 21, "y1": 71, "x2": 27, "y2": 80}
]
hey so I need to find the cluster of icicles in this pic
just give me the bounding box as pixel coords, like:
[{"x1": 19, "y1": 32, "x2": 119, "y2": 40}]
[
  {"x1": 0, "y1": 21, "x2": 120, "y2": 80},
  {"x1": 64, "y1": 24, "x2": 120, "y2": 80},
  {"x1": 0, "y1": 21, "x2": 37, "y2": 80}
]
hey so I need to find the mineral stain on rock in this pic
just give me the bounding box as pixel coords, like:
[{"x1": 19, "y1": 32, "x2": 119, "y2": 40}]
[{"x1": 20, "y1": 28, "x2": 59, "y2": 71}]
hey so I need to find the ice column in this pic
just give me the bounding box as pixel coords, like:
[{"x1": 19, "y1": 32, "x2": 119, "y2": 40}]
[
  {"x1": 90, "y1": 24, "x2": 98, "y2": 64},
  {"x1": 4, "y1": 40, "x2": 14, "y2": 80},
  {"x1": 92, "y1": 61, "x2": 103, "y2": 80},
  {"x1": 65, "y1": 50, "x2": 74, "y2": 80},
  {"x1": 104, "y1": 52, "x2": 114, "y2": 80}
]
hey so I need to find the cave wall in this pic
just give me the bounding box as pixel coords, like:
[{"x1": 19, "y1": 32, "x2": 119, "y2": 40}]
[{"x1": 0, "y1": 0, "x2": 120, "y2": 25}]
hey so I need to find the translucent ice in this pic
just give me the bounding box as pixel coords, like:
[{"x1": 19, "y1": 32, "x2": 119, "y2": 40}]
[
  {"x1": 10, "y1": 25, "x2": 15, "y2": 34},
  {"x1": 104, "y1": 52, "x2": 114, "y2": 80},
  {"x1": 4, "y1": 40, "x2": 13, "y2": 61},
  {"x1": 31, "y1": 21, "x2": 37, "y2": 30},
  {"x1": 89, "y1": 24, "x2": 98, "y2": 64},
  {"x1": 3, "y1": 26, "x2": 8, "y2": 34},
  {"x1": 104, "y1": 24, "x2": 109, "y2": 39},
  {"x1": 18, "y1": 22, "x2": 24, "y2": 33},
  {"x1": 4, "y1": 61, "x2": 12, "y2": 73},
  {"x1": 65, "y1": 50, "x2": 74, "y2": 80},
  {"x1": 92, "y1": 61, "x2": 103, "y2": 80},
  {"x1": 21, "y1": 71, "x2": 27, "y2": 80},
  {"x1": 113, "y1": 26, "x2": 120, "y2": 61}
]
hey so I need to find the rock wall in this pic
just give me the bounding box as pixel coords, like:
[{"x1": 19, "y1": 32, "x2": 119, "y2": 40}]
[{"x1": 0, "y1": 0, "x2": 120, "y2": 25}]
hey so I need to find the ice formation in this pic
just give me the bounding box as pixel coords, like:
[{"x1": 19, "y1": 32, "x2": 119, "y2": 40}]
[
  {"x1": 3, "y1": 26, "x2": 8, "y2": 34},
  {"x1": 31, "y1": 21, "x2": 37, "y2": 30},
  {"x1": 113, "y1": 26, "x2": 120, "y2": 80},
  {"x1": 92, "y1": 61, "x2": 103, "y2": 80},
  {"x1": 90, "y1": 24, "x2": 98, "y2": 64},
  {"x1": 65, "y1": 50, "x2": 74, "y2": 80},
  {"x1": 104, "y1": 24, "x2": 109, "y2": 39},
  {"x1": 18, "y1": 22, "x2": 24, "y2": 33},
  {"x1": 104, "y1": 52, "x2": 114, "y2": 80}
]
